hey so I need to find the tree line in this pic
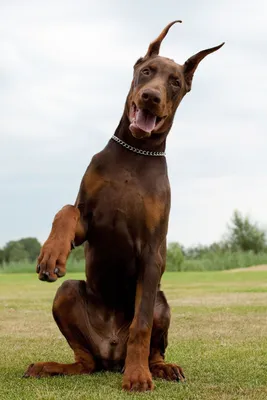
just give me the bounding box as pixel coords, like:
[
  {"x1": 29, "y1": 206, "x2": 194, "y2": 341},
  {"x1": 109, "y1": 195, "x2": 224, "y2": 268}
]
[
  {"x1": 0, "y1": 238, "x2": 41, "y2": 264},
  {"x1": 1, "y1": 210, "x2": 266, "y2": 272},
  {"x1": 167, "y1": 210, "x2": 267, "y2": 271},
  {"x1": 0, "y1": 237, "x2": 84, "y2": 265}
]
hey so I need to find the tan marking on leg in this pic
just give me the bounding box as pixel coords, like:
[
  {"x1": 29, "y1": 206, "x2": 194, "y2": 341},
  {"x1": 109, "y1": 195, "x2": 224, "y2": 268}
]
[
  {"x1": 143, "y1": 196, "x2": 165, "y2": 233},
  {"x1": 123, "y1": 282, "x2": 154, "y2": 391},
  {"x1": 24, "y1": 359, "x2": 94, "y2": 378}
]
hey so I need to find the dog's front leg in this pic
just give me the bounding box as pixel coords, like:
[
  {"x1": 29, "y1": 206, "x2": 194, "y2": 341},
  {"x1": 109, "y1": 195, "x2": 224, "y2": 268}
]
[
  {"x1": 37, "y1": 204, "x2": 86, "y2": 282},
  {"x1": 122, "y1": 251, "x2": 161, "y2": 392}
]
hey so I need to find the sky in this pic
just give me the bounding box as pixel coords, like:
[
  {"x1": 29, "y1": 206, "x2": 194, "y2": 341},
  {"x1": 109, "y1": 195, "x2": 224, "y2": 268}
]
[{"x1": 1, "y1": 0, "x2": 266, "y2": 248}]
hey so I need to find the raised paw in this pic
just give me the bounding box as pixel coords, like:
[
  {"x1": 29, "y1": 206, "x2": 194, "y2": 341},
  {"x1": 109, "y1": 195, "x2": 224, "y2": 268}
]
[
  {"x1": 150, "y1": 362, "x2": 185, "y2": 382},
  {"x1": 122, "y1": 366, "x2": 154, "y2": 392},
  {"x1": 36, "y1": 240, "x2": 72, "y2": 282}
]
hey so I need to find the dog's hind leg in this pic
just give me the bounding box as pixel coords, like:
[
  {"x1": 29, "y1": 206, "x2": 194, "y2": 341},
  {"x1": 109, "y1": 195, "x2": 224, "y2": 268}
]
[
  {"x1": 24, "y1": 280, "x2": 96, "y2": 378},
  {"x1": 149, "y1": 290, "x2": 185, "y2": 382}
]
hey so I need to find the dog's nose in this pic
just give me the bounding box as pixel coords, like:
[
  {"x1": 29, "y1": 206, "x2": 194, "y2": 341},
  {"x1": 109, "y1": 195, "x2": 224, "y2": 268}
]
[{"x1": 141, "y1": 89, "x2": 161, "y2": 105}]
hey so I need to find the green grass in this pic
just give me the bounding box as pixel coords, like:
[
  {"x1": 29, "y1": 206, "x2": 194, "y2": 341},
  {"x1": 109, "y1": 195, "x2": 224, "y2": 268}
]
[{"x1": 1, "y1": 271, "x2": 267, "y2": 399}]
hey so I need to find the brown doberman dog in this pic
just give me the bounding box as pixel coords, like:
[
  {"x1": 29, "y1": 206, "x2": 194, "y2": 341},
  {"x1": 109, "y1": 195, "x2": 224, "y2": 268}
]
[{"x1": 24, "y1": 21, "x2": 224, "y2": 391}]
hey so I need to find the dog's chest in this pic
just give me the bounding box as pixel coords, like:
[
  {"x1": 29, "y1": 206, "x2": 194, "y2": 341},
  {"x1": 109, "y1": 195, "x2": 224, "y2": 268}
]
[{"x1": 84, "y1": 167, "x2": 169, "y2": 238}]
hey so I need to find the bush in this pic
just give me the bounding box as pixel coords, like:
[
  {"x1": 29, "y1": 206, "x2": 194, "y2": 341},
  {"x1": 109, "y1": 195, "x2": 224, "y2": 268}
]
[
  {"x1": 166, "y1": 243, "x2": 184, "y2": 271},
  {"x1": 179, "y1": 250, "x2": 267, "y2": 272}
]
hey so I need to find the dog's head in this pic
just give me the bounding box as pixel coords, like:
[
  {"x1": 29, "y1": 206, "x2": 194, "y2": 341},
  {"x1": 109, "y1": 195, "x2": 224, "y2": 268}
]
[{"x1": 126, "y1": 21, "x2": 224, "y2": 139}]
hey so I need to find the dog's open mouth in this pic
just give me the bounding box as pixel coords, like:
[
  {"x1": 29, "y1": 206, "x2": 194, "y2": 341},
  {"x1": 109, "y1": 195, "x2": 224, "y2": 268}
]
[{"x1": 129, "y1": 104, "x2": 165, "y2": 138}]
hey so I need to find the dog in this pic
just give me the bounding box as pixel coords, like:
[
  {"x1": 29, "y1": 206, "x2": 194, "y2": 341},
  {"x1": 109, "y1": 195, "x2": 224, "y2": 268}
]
[{"x1": 24, "y1": 21, "x2": 224, "y2": 391}]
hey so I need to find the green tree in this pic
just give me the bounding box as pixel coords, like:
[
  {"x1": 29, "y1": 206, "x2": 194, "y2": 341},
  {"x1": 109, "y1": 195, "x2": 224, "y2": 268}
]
[
  {"x1": 4, "y1": 241, "x2": 29, "y2": 263},
  {"x1": 166, "y1": 242, "x2": 184, "y2": 271},
  {"x1": 17, "y1": 238, "x2": 41, "y2": 262},
  {"x1": 0, "y1": 249, "x2": 4, "y2": 265},
  {"x1": 226, "y1": 210, "x2": 266, "y2": 253}
]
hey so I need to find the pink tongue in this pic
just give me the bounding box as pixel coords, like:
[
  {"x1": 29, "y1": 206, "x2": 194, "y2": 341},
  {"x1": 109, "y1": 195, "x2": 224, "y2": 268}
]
[{"x1": 135, "y1": 109, "x2": 157, "y2": 133}]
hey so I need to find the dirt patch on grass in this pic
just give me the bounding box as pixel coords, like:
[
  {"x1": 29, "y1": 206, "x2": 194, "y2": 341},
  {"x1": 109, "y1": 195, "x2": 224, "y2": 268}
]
[
  {"x1": 169, "y1": 292, "x2": 267, "y2": 307},
  {"x1": 225, "y1": 265, "x2": 267, "y2": 273},
  {"x1": 170, "y1": 309, "x2": 267, "y2": 342}
]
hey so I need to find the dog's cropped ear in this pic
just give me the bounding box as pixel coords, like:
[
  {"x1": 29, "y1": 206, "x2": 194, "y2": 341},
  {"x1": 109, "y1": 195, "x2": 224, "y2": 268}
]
[
  {"x1": 183, "y1": 42, "x2": 225, "y2": 91},
  {"x1": 145, "y1": 20, "x2": 182, "y2": 58},
  {"x1": 134, "y1": 20, "x2": 182, "y2": 69}
]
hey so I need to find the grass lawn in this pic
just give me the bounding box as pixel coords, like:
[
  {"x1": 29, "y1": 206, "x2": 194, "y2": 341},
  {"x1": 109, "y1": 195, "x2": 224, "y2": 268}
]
[{"x1": 0, "y1": 270, "x2": 267, "y2": 400}]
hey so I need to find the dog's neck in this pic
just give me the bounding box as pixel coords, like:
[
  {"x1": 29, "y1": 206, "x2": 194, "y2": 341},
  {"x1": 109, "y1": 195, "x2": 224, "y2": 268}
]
[{"x1": 113, "y1": 111, "x2": 171, "y2": 154}]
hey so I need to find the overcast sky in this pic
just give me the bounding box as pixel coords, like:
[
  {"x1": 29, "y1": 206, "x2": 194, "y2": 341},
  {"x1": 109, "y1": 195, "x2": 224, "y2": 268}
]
[{"x1": 1, "y1": 0, "x2": 266, "y2": 248}]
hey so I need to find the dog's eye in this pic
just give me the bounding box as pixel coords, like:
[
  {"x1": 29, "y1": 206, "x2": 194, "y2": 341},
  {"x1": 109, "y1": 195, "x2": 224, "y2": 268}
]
[
  {"x1": 171, "y1": 78, "x2": 181, "y2": 88},
  {"x1": 141, "y1": 68, "x2": 150, "y2": 76}
]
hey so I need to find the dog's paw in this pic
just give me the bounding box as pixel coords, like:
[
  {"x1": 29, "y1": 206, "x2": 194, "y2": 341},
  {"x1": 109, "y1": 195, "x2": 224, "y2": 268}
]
[
  {"x1": 23, "y1": 362, "x2": 57, "y2": 378},
  {"x1": 122, "y1": 366, "x2": 154, "y2": 392},
  {"x1": 36, "y1": 240, "x2": 71, "y2": 282},
  {"x1": 150, "y1": 361, "x2": 185, "y2": 382}
]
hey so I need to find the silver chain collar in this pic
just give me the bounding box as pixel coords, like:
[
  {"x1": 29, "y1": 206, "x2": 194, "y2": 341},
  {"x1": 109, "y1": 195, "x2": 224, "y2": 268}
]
[{"x1": 111, "y1": 135, "x2": 166, "y2": 157}]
